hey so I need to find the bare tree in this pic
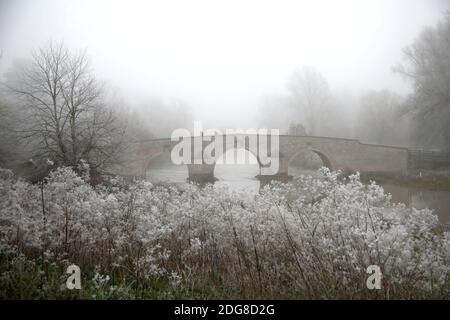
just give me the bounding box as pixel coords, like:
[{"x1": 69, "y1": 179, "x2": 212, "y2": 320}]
[
  {"x1": 394, "y1": 11, "x2": 450, "y2": 149},
  {"x1": 0, "y1": 51, "x2": 19, "y2": 167},
  {"x1": 287, "y1": 66, "x2": 331, "y2": 136},
  {"x1": 7, "y1": 42, "x2": 124, "y2": 172},
  {"x1": 128, "y1": 98, "x2": 193, "y2": 139},
  {"x1": 0, "y1": 97, "x2": 15, "y2": 167},
  {"x1": 356, "y1": 90, "x2": 405, "y2": 145},
  {"x1": 286, "y1": 122, "x2": 307, "y2": 136}
]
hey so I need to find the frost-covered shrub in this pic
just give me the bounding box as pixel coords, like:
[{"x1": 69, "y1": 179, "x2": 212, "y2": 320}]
[{"x1": 0, "y1": 166, "x2": 449, "y2": 299}]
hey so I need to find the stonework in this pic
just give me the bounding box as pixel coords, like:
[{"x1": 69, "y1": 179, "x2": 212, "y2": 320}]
[{"x1": 112, "y1": 135, "x2": 409, "y2": 182}]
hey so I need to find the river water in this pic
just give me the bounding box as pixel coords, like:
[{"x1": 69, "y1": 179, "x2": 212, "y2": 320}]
[{"x1": 146, "y1": 154, "x2": 450, "y2": 223}]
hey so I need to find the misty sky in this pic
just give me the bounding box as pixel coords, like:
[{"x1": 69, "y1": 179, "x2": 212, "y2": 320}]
[{"x1": 0, "y1": 0, "x2": 449, "y2": 128}]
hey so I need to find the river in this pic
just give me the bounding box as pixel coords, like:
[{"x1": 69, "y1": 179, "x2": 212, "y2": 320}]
[{"x1": 146, "y1": 154, "x2": 450, "y2": 223}]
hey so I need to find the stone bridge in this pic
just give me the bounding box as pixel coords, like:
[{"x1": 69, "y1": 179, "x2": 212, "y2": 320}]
[{"x1": 112, "y1": 134, "x2": 409, "y2": 182}]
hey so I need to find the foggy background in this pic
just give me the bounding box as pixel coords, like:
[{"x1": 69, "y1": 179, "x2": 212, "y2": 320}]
[{"x1": 0, "y1": 0, "x2": 449, "y2": 141}]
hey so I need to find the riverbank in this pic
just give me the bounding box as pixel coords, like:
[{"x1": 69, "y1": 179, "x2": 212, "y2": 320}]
[{"x1": 360, "y1": 170, "x2": 450, "y2": 191}]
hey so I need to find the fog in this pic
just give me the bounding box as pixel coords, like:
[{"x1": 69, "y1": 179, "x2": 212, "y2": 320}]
[
  {"x1": 0, "y1": 0, "x2": 448, "y2": 130},
  {"x1": 3, "y1": 1, "x2": 450, "y2": 301}
]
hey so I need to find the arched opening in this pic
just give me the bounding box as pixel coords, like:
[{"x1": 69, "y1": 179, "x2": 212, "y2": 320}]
[
  {"x1": 145, "y1": 151, "x2": 188, "y2": 184},
  {"x1": 288, "y1": 149, "x2": 332, "y2": 177},
  {"x1": 214, "y1": 148, "x2": 260, "y2": 193}
]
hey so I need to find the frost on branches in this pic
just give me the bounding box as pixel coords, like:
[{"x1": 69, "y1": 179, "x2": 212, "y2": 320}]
[{"x1": 0, "y1": 166, "x2": 449, "y2": 299}]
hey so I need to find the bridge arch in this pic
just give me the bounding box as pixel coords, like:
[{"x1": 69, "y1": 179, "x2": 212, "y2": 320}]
[
  {"x1": 190, "y1": 136, "x2": 264, "y2": 169},
  {"x1": 219, "y1": 143, "x2": 263, "y2": 167},
  {"x1": 144, "y1": 150, "x2": 188, "y2": 182},
  {"x1": 214, "y1": 147, "x2": 261, "y2": 178},
  {"x1": 144, "y1": 151, "x2": 165, "y2": 171},
  {"x1": 288, "y1": 148, "x2": 333, "y2": 174}
]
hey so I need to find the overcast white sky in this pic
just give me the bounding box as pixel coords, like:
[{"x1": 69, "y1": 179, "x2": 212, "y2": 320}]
[{"x1": 0, "y1": 0, "x2": 449, "y2": 128}]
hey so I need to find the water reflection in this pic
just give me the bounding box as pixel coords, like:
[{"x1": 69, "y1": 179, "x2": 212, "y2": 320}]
[{"x1": 382, "y1": 183, "x2": 450, "y2": 223}]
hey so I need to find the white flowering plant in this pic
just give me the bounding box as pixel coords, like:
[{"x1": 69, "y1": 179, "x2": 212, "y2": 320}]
[{"x1": 0, "y1": 166, "x2": 448, "y2": 299}]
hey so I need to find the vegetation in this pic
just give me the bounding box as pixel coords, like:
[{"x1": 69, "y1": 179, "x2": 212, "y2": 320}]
[
  {"x1": 395, "y1": 11, "x2": 450, "y2": 150},
  {"x1": 1, "y1": 5, "x2": 450, "y2": 302},
  {"x1": 6, "y1": 42, "x2": 125, "y2": 174},
  {"x1": 360, "y1": 171, "x2": 450, "y2": 192},
  {"x1": 1, "y1": 166, "x2": 449, "y2": 299}
]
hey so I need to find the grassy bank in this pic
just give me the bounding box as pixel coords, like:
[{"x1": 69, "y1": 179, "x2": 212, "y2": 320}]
[{"x1": 360, "y1": 172, "x2": 450, "y2": 191}]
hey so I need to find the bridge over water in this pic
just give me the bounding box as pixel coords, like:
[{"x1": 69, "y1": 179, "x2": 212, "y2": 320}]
[{"x1": 112, "y1": 134, "x2": 410, "y2": 183}]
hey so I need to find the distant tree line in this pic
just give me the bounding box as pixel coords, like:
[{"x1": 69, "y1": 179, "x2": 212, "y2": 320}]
[
  {"x1": 258, "y1": 65, "x2": 410, "y2": 147},
  {"x1": 260, "y1": 11, "x2": 450, "y2": 151},
  {"x1": 395, "y1": 11, "x2": 450, "y2": 150}
]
